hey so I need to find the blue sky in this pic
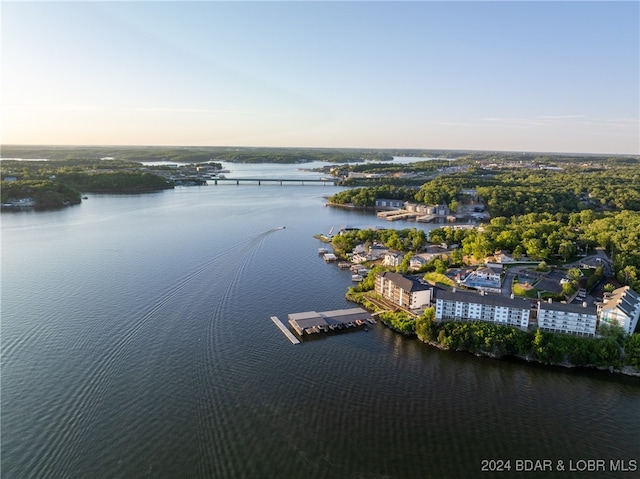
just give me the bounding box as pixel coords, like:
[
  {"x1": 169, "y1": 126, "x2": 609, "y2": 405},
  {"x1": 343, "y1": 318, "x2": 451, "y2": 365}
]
[{"x1": 2, "y1": 1, "x2": 639, "y2": 154}]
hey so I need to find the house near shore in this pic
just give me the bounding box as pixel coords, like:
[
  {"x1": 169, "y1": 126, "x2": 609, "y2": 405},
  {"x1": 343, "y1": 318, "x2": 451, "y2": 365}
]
[
  {"x1": 409, "y1": 247, "x2": 452, "y2": 271},
  {"x1": 375, "y1": 272, "x2": 432, "y2": 311},
  {"x1": 597, "y1": 286, "x2": 640, "y2": 335},
  {"x1": 369, "y1": 244, "x2": 389, "y2": 260},
  {"x1": 383, "y1": 252, "x2": 404, "y2": 268},
  {"x1": 350, "y1": 242, "x2": 389, "y2": 263}
]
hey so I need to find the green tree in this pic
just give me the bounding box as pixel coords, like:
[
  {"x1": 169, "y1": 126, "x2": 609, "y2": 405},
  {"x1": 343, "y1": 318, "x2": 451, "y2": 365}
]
[
  {"x1": 567, "y1": 268, "x2": 582, "y2": 281},
  {"x1": 558, "y1": 241, "x2": 576, "y2": 262}
]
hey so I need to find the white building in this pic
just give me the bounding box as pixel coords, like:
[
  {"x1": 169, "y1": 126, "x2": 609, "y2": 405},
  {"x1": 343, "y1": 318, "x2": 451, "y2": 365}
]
[
  {"x1": 434, "y1": 288, "x2": 530, "y2": 331},
  {"x1": 475, "y1": 265, "x2": 502, "y2": 282},
  {"x1": 537, "y1": 299, "x2": 598, "y2": 337},
  {"x1": 375, "y1": 272, "x2": 433, "y2": 310},
  {"x1": 597, "y1": 286, "x2": 640, "y2": 335},
  {"x1": 383, "y1": 252, "x2": 404, "y2": 267}
]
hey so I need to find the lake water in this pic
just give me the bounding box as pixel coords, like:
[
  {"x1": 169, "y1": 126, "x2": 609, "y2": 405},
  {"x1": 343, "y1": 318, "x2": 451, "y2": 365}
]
[{"x1": 1, "y1": 163, "x2": 638, "y2": 478}]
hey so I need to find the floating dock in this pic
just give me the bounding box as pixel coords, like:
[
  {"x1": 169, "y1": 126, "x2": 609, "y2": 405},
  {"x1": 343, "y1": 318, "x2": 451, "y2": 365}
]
[{"x1": 270, "y1": 316, "x2": 300, "y2": 344}]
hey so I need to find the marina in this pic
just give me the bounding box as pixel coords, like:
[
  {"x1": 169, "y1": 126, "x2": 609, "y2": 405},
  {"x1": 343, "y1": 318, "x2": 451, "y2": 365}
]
[{"x1": 287, "y1": 307, "x2": 375, "y2": 336}]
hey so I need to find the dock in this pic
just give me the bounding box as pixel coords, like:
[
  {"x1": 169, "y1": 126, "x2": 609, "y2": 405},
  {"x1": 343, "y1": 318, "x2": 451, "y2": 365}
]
[
  {"x1": 270, "y1": 316, "x2": 301, "y2": 344},
  {"x1": 376, "y1": 209, "x2": 420, "y2": 221},
  {"x1": 287, "y1": 307, "x2": 375, "y2": 337}
]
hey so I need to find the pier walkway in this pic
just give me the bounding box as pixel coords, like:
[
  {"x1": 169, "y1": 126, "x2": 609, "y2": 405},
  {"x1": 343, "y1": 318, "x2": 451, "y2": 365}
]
[{"x1": 270, "y1": 316, "x2": 301, "y2": 344}]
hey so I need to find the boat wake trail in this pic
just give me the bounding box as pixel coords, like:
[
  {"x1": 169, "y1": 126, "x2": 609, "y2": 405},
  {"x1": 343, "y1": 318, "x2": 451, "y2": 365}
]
[
  {"x1": 193, "y1": 230, "x2": 276, "y2": 477},
  {"x1": 24, "y1": 228, "x2": 280, "y2": 478}
]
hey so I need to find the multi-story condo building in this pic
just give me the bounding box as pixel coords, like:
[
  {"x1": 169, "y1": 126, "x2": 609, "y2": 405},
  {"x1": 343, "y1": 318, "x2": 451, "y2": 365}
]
[
  {"x1": 536, "y1": 299, "x2": 598, "y2": 337},
  {"x1": 597, "y1": 286, "x2": 640, "y2": 335},
  {"x1": 375, "y1": 272, "x2": 432, "y2": 310},
  {"x1": 434, "y1": 288, "x2": 530, "y2": 331}
]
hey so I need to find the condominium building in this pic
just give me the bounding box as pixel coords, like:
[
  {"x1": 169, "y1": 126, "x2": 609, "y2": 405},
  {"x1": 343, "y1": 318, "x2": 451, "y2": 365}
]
[
  {"x1": 375, "y1": 272, "x2": 432, "y2": 310},
  {"x1": 434, "y1": 288, "x2": 530, "y2": 331},
  {"x1": 536, "y1": 299, "x2": 598, "y2": 337},
  {"x1": 597, "y1": 286, "x2": 640, "y2": 335}
]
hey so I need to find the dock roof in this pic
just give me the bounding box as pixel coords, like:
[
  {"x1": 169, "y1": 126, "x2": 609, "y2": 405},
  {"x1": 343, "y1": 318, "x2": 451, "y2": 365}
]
[{"x1": 287, "y1": 307, "x2": 372, "y2": 334}]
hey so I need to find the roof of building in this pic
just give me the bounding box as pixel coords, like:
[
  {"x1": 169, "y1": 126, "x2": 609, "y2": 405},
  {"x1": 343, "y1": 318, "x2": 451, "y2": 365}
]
[
  {"x1": 435, "y1": 288, "x2": 531, "y2": 309},
  {"x1": 482, "y1": 263, "x2": 504, "y2": 274},
  {"x1": 380, "y1": 271, "x2": 431, "y2": 293},
  {"x1": 599, "y1": 286, "x2": 640, "y2": 317},
  {"x1": 476, "y1": 266, "x2": 500, "y2": 275},
  {"x1": 538, "y1": 300, "x2": 597, "y2": 315}
]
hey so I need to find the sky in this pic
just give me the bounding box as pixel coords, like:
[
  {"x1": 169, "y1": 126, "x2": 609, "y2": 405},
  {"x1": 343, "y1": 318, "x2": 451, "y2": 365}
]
[{"x1": 1, "y1": 1, "x2": 639, "y2": 154}]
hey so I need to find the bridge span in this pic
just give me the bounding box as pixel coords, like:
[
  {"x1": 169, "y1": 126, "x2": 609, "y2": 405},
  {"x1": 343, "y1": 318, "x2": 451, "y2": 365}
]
[{"x1": 210, "y1": 177, "x2": 337, "y2": 186}]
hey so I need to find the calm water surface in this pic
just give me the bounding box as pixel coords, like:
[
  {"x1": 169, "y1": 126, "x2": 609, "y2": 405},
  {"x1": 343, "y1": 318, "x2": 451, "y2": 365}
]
[{"x1": 2, "y1": 167, "x2": 638, "y2": 478}]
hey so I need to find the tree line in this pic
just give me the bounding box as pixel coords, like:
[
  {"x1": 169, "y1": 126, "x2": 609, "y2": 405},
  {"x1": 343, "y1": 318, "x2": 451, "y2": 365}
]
[{"x1": 415, "y1": 312, "x2": 640, "y2": 370}]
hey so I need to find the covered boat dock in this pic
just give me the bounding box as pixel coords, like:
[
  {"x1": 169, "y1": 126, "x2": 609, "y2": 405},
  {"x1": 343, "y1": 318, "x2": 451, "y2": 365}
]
[{"x1": 288, "y1": 307, "x2": 375, "y2": 336}]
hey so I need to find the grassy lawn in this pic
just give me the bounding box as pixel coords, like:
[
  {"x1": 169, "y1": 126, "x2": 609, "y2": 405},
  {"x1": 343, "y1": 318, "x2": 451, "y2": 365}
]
[
  {"x1": 423, "y1": 272, "x2": 456, "y2": 287},
  {"x1": 512, "y1": 282, "x2": 540, "y2": 298}
]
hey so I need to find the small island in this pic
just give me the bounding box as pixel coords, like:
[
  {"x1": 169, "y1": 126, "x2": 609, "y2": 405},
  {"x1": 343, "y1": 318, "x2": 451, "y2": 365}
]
[{"x1": 0, "y1": 153, "x2": 219, "y2": 210}]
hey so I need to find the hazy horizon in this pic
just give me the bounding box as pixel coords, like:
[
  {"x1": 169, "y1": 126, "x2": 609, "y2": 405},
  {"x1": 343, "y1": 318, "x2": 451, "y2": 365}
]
[
  {"x1": 2, "y1": 1, "x2": 639, "y2": 155},
  {"x1": 1, "y1": 143, "x2": 638, "y2": 158}
]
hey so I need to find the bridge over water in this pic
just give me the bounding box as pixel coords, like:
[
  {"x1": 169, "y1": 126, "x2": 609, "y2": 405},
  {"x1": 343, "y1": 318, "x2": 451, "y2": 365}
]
[{"x1": 210, "y1": 177, "x2": 337, "y2": 186}]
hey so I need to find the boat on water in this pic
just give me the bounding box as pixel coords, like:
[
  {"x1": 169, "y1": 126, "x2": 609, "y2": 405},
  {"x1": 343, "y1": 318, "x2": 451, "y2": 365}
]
[{"x1": 275, "y1": 226, "x2": 286, "y2": 230}]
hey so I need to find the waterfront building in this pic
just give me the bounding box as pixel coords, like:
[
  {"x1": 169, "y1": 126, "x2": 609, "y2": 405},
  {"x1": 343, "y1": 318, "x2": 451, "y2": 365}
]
[
  {"x1": 409, "y1": 256, "x2": 427, "y2": 271},
  {"x1": 368, "y1": 244, "x2": 389, "y2": 260},
  {"x1": 597, "y1": 286, "x2": 640, "y2": 335},
  {"x1": 383, "y1": 252, "x2": 404, "y2": 268},
  {"x1": 375, "y1": 198, "x2": 404, "y2": 209},
  {"x1": 375, "y1": 272, "x2": 432, "y2": 311},
  {"x1": 536, "y1": 299, "x2": 598, "y2": 337},
  {"x1": 434, "y1": 288, "x2": 530, "y2": 331}
]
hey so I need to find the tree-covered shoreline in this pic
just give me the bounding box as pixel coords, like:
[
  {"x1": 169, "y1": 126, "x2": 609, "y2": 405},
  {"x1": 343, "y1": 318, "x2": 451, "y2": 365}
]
[{"x1": 347, "y1": 289, "x2": 640, "y2": 377}]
